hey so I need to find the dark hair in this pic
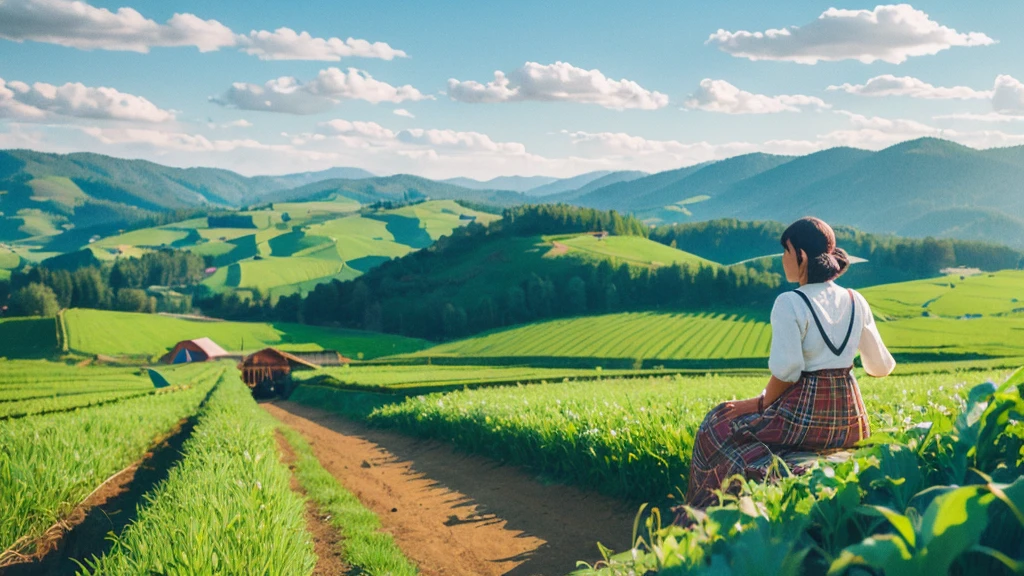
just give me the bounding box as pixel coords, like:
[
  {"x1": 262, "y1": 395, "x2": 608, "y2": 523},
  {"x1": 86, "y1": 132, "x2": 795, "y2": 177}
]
[{"x1": 780, "y1": 217, "x2": 850, "y2": 283}]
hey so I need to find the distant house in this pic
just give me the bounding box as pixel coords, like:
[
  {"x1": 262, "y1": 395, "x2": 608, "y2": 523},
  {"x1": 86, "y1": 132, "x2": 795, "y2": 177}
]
[
  {"x1": 238, "y1": 347, "x2": 320, "y2": 396},
  {"x1": 161, "y1": 337, "x2": 230, "y2": 364}
]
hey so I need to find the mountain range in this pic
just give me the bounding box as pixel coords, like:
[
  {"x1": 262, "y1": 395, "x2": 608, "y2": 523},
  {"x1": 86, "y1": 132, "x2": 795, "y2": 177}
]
[{"x1": 2, "y1": 138, "x2": 1023, "y2": 249}]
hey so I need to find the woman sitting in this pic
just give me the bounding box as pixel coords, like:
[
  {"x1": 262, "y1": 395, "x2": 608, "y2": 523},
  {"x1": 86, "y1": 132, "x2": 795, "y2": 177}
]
[{"x1": 684, "y1": 216, "x2": 896, "y2": 509}]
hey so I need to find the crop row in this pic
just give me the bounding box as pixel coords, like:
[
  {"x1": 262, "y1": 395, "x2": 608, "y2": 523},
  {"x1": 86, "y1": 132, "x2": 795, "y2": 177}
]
[
  {"x1": 0, "y1": 364, "x2": 220, "y2": 561},
  {"x1": 416, "y1": 311, "x2": 772, "y2": 361},
  {"x1": 79, "y1": 371, "x2": 316, "y2": 574},
  {"x1": 364, "y1": 368, "x2": 1015, "y2": 505},
  {"x1": 0, "y1": 388, "x2": 156, "y2": 419}
]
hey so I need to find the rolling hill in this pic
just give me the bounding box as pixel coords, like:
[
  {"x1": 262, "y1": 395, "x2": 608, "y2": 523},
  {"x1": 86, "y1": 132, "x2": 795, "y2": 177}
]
[
  {"x1": 560, "y1": 139, "x2": 1024, "y2": 248},
  {"x1": 84, "y1": 199, "x2": 500, "y2": 298},
  {"x1": 442, "y1": 175, "x2": 559, "y2": 193},
  {"x1": 259, "y1": 174, "x2": 528, "y2": 207}
]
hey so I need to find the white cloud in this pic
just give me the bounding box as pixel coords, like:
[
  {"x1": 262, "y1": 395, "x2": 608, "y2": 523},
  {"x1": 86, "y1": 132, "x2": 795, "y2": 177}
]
[
  {"x1": 828, "y1": 75, "x2": 991, "y2": 99},
  {"x1": 448, "y1": 61, "x2": 669, "y2": 110},
  {"x1": 708, "y1": 4, "x2": 995, "y2": 64},
  {"x1": 396, "y1": 128, "x2": 527, "y2": 154},
  {"x1": 211, "y1": 68, "x2": 430, "y2": 115},
  {"x1": 0, "y1": 0, "x2": 406, "y2": 61},
  {"x1": 392, "y1": 108, "x2": 414, "y2": 118},
  {"x1": 317, "y1": 119, "x2": 395, "y2": 140},
  {"x1": 992, "y1": 74, "x2": 1024, "y2": 116},
  {"x1": 0, "y1": 0, "x2": 235, "y2": 52},
  {"x1": 684, "y1": 79, "x2": 829, "y2": 114},
  {"x1": 307, "y1": 68, "x2": 429, "y2": 103},
  {"x1": 0, "y1": 76, "x2": 173, "y2": 122},
  {"x1": 239, "y1": 28, "x2": 406, "y2": 61}
]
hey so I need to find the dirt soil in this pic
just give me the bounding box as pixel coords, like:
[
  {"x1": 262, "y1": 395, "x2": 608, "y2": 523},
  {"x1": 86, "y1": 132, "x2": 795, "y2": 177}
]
[{"x1": 263, "y1": 401, "x2": 637, "y2": 576}]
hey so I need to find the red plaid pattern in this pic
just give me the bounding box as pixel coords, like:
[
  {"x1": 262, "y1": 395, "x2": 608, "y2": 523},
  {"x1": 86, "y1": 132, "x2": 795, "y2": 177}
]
[{"x1": 685, "y1": 367, "x2": 869, "y2": 508}]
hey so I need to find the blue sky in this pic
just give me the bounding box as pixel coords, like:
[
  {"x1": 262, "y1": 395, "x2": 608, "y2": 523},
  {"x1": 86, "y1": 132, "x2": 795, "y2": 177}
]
[{"x1": 1, "y1": 0, "x2": 1022, "y2": 178}]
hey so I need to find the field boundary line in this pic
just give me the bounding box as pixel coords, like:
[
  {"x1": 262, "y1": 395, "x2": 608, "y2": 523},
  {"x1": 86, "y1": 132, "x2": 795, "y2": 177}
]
[{"x1": 0, "y1": 389, "x2": 159, "y2": 421}]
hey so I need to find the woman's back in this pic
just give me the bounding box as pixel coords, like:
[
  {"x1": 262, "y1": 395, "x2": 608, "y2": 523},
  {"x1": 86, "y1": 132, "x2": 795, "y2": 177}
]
[{"x1": 769, "y1": 280, "x2": 896, "y2": 382}]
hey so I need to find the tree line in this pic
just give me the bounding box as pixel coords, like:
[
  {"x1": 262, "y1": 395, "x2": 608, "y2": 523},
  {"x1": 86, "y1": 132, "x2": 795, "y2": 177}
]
[
  {"x1": 649, "y1": 218, "x2": 1024, "y2": 273},
  {"x1": 2, "y1": 249, "x2": 205, "y2": 317}
]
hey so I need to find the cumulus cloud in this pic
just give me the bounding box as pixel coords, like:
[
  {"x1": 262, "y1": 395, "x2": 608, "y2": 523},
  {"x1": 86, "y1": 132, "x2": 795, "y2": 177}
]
[
  {"x1": 0, "y1": 0, "x2": 235, "y2": 52},
  {"x1": 0, "y1": 76, "x2": 173, "y2": 122},
  {"x1": 317, "y1": 119, "x2": 395, "y2": 140},
  {"x1": 392, "y1": 108, "x2": 414, "y2": 118},
  {"x1": 0, "y1": 0, "x2": 406, "y2": 61},
  {"x1": 239, "y1": 28, "x2": 406, "y2": 61},
  {"x1": 211, "y1": 68, "x2": 430, "y2": 115},
  {"x1": 992, "y1": 74, "x2": 1024, "y2": 115},
  {"x1": 684, "y1": 79, "x2": 829, "y2": 114},
  {"x1": 396, "y1": 128, "x2": 527, "y2": 154},
  {"x1": 448, "y1": 61, "x2": 669, "y2": 110},
  {"x1": 828, "y1": 75, "x2": 991, "y2": 99},
  {"x1": 707, "y1": 4, "x2": 995, "y2": 64}
]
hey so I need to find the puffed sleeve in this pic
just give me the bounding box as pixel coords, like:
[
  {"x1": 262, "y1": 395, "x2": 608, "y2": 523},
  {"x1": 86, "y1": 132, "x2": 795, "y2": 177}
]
[
  {"x1": 854, "y1": 291, "x2": 896, "y2": 377},
  {"x1": 768, "y1": 293, "x2": 805, "y2": 383}
]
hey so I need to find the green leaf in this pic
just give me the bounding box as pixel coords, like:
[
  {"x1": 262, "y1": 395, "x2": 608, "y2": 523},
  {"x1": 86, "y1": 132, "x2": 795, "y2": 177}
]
[
  {"x1": 829, "y1": 534, "x2": 913, "y2": 576},
  {"x1": 918, "y1": 486, "x2": 993, "y2": 574},
  {"x1": 998, "y1": 366, "x2": 1024, "y2": 392},
  {"x1": 864, "y1": 505, "x2": 916, "y2": 548}
]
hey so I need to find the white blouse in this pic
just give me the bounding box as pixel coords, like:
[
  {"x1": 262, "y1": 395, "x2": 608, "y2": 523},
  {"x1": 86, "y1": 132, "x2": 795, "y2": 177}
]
[{"x1": 768, "y1": 281, "x2": 896, "y2": 383}]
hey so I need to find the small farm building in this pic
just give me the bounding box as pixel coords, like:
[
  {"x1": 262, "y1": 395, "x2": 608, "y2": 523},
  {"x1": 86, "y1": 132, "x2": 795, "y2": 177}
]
[
  {"x1": 160, "y1": 338, "x2": 230, "y2": 364},
  {"x1": 239, "y1": 347, "x2": 319, "y2": 395}
]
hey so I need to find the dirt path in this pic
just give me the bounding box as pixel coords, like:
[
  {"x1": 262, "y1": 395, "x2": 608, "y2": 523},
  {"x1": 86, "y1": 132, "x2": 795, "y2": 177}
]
[{"x1": 263, "y1": 401, "x2": 637, "y2": 576}]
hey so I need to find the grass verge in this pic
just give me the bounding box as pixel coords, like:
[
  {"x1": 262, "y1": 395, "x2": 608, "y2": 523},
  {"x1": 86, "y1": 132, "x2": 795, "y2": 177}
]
[{"x1": 278, "y1": 424, "x2": 419, "y2": 576}]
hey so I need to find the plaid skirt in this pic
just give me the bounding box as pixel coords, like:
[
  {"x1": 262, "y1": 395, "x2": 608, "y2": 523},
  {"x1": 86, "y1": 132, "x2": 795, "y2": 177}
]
[{"x1": 684, "y1": 367, "x2": 869, "y2": 509}]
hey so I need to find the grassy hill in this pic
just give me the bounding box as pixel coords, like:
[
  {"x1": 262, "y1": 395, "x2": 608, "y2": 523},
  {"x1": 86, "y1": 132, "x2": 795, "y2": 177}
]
[
  {"x1": 61, "y1": 308, "x2": 430, "y2": 359},
  {"x1": 66, "y1": 199, "x2": 498, "y2": 299},
  {"x1": 260, "y1": 174, "x2": 528, "y2": 207},
  {"x1": 549, "y1": 234, "x2": 715, "y2": 268}
]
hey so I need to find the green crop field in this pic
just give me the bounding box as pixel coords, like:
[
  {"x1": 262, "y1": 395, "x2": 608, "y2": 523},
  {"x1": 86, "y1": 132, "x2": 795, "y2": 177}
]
[
  {"x1": 304, "y1": 366, "x2": 1018, "y2": 505},
  {"x1": 0, "y1": 361, "x2": 219, "y2": 560},
  {"x1": 552, "y1": 234, "x2": 716, "y2": 268},
  {"x1": 409, "y1": 311, "x2": 771, "y2": 362},
  {"x1": 0, "y1": 317, "x2": 58, "y2": 359},
  {"x1": 202, "y1": 255, "x2": 346, "y2": 294},
  {"x1": 861, "y1": 270, "x2": 1024, "y2": 319},
  {"x1": 62, "y1": 308, "x2": 431, "y2": 359},
  {"x1": 0, "y1": 358, "x2": 418, "y2": 573},
  {"x1": 408, "y1": 272, "x2": 1024, "y2": 365}
]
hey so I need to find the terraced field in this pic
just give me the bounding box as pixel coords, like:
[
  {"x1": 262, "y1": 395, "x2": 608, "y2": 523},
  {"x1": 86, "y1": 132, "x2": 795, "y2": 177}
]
[{"x1": 62, "y1": 308, "x2": 431, "y2": 360}]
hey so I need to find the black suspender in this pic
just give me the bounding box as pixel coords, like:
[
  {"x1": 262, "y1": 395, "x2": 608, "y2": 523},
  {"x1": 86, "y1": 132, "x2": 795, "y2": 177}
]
[{"x1": 791, "y1": 288, "x2": 857, "y2": 356}]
